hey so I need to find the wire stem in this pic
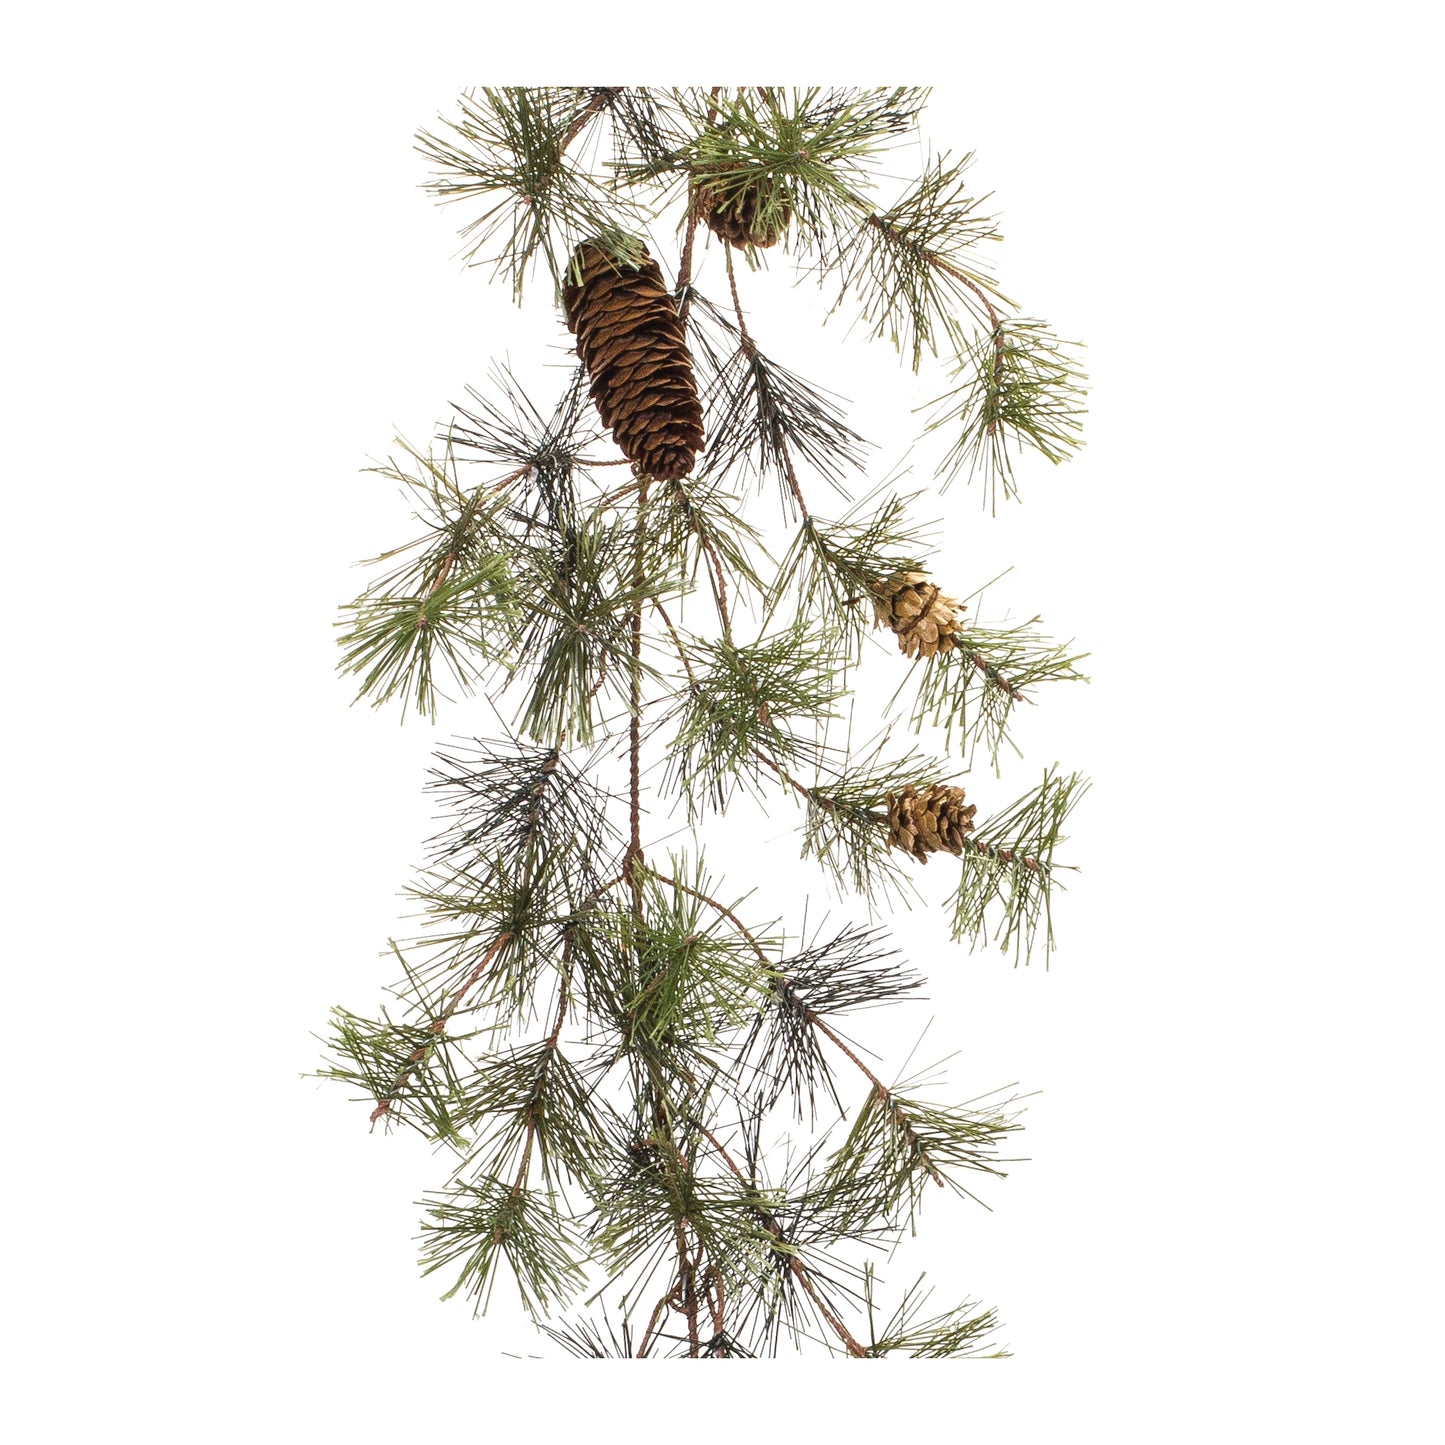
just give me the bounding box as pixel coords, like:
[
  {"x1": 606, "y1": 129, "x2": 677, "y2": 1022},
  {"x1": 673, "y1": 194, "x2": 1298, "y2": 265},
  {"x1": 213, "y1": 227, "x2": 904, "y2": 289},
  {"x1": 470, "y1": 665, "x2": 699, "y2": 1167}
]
[{"x1": 626, "y1": 478, "x2": 650, "y2": 908}]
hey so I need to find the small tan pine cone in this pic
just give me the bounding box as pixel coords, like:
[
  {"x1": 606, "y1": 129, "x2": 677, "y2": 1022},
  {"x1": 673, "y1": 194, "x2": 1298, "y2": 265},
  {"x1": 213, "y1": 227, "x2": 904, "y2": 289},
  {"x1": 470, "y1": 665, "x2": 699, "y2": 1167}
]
[
  {"x1": 885, "y1": 783, "x2": 978, "y2": 863},
  {"x1": 871, "y1": 572, "x2": 964, "y2": 659}
]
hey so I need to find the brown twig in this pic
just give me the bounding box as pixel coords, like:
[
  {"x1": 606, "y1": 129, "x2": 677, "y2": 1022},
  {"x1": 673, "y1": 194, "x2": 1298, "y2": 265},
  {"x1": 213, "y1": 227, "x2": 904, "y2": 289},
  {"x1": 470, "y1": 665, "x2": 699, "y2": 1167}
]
[
  {"x1": 723, "y1": 245, "x2": 810, "y2": 519},
  {"x1": 862, "y1": 209, "x2": 1008, "y2": 423},
  {"x1": 676, "y1": 210, "x2": 702, "y2": 325},
  {"x1": 560, "y1": 89, "x2": 610, "y2": 151},
  {"x1": 960, "y1": 645, "x2": 1030, "y2": 704},
  {"x1": 665, "y1": 479, "x2": 733, "y2": 638},
  {"x1": 487, "y1": 461, "x2": 534, "y2": 496},
  {"x1": 646, "y1": 871, "x2": 771, "y2": 969},
  {"x1": 627, "y1": 476, "x2": 705, "y2": 1350},
  {"x1": 688, "y1": 1118, "x2": 869, "y2": 1358},
  {"x1": 676, "y1": 87, "x2": 722, "y2": 327},
  {"x1": 650, "y1": 598, "x2": 700, "y2": 688},
  {"x1": 864, "y1": 212, "x2": 1002, "y2": 331},
  {"x1": 701, "y1": 1264, "x2": 728, "y2": 1355},
  {"x1": 412, "y1": 463, "x2": 531, "y2": 632},
  {"x1": 637, "y1": 1288, "x2": 675, "y2": 1358},
  {"x1": 622, "y1": 533, "x2": 703, "y2": 1354},
  {"x1": 752, "y1": 747, "x2": 819, "y2": 806},
  {"x1": 673, "y1": 1222, "x2": 702, "y2": 1357},
  {"x1": 800, "y1": 1010, "x2": 945, "y2": 1189},
  {"x1": 595, "y1": 475, "x2": 646, "y2": 509},
  {"x1": 368, "y1": 930, "x2": 515, "y2": 1126},
  {"x1": 960, "y1": 834, "x2": 1046, "y2": 875}
]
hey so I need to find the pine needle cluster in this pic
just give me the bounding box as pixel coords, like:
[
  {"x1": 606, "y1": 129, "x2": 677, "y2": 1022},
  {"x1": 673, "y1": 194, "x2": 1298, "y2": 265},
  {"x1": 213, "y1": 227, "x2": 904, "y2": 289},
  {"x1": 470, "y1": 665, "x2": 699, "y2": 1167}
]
[{"x1": 317, "y1": 86, "x2": 1090, "y2": 1359}]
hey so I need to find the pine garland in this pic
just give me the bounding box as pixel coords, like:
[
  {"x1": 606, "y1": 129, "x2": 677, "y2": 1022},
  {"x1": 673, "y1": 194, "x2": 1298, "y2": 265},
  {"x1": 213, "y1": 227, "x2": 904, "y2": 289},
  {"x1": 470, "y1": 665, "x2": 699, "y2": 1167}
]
[{"x1": 323, "y1": 86, "x2": 1089, "y2": 1359}]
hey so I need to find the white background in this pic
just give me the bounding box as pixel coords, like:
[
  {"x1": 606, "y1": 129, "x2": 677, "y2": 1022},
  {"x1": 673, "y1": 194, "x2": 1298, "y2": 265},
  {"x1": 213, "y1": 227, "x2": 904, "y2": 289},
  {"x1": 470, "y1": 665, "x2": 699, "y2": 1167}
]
[{"x1": 4, "y1": 3, "x2": 1439, "y2": 1440}]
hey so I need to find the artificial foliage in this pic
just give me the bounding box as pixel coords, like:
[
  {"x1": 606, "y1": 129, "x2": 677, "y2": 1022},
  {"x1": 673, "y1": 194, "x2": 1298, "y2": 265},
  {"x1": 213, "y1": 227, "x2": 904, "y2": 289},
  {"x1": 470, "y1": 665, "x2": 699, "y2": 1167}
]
[{"x1": 317, "y1": 85, "x2": 1090, "y2": 1359}]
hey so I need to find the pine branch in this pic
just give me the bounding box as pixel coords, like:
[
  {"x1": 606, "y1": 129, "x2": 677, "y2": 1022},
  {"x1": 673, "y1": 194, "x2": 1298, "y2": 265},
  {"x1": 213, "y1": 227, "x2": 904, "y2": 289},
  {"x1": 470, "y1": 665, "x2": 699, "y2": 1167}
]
[
  {"x1": 821, "y1": 153, "x2": 1007, "y2": 370},
  {"x1": 687, "y1": 288, "x2": 870, "y2": 509},
  {"x1": 641, "y1": 876, "x2": 982, "y2": 1233},
  {"x1": 686, "y1": 1116, "x2": 870, "y2": 1358},
  {"x1": 442, "y1": 951, "x2": 605, "y2": 1189},
  {"x1": 673, "y1": 87, "x2": 930, "y2": 255},
  {"x1": 903, "y1": 610, "x2": 1090, "y2": 767},
  {"x1": 863, "y1": 1265, "x2": 1008, "y2": 1358},
  {"x1": 336, "y1": 438, "x2": 521, "y2": 720},
  {"x1": 422, "y1": 738, "x2": 620, "y2": 894},
  {"x1": 314, "y1": 998, "x2": 485, "y2": 1144},
  {"x1": 646, "y1": 472, "x2": 768, "y2": 637},
  {"x1": 659, "y1": 628, "x2": 845, "y2": 817},
  {"x1": 416, "y1": 87, "x2": 645, "y2": 298},
  {"x1": 418, "y1": 1174, "x2": 588, "y2": 1318},
  {"x1": 504, "y1": 505, "x2": 679, "y2": 748},
  {"x1": 952, "y1": 766, "x2": 1089, "y2": 961},
  {"x1": 740, "y1": 924, "x2": 925, "y2": 1123},
  {"x1": 818, "y1": 1079, "x2": 1025, "y2": 1232},
  {"x1": 797, "y1": 737, "x2": 953, "y2": 905},
  {"x1": 765, "y1": 489, "x2": 936, "y2": 657},
  {"x1": 448, "y1": 363, "x2": 600, "y2": 523},
  {"x1": 572, "y1": 87, "x2": 686, "y2": 175},
  {"x1": 924, "y1": 317, "x2": 1088, "y2": 509}
]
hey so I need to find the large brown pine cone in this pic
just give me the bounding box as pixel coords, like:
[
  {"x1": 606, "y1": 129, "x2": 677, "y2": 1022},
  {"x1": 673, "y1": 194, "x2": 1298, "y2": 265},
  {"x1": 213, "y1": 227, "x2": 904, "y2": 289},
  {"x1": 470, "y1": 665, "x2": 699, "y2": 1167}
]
[
  {"x1": 871, "y1": 572, "x2": 963, "y2": 659},
  {"x1": 885, "y1": 783, "x2": 978, "y2": 863},
  {"x1": 562, "y1": 240, "x2": 705, "y2": 481}
]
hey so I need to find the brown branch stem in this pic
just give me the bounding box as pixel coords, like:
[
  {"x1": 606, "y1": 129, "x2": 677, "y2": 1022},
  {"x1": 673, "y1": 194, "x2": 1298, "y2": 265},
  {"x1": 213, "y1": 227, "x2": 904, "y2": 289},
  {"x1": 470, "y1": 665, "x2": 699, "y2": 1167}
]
[
  {"x1": 674, "y1": 1222, "x2": 702, "y2": 1357},
  {"x1": 637, "y1": 1288, "x2": 676, "y2": 1358},
  {"x1": 723, "y1": 245, "x2": 810, "y2": 520},
  {"x1": 960, "y1": 834, "x2": 1046, "y2": 875},
  {"x1": 800, "y1": 1010, "x2": 944, "y2": 1189},
  {"x1": 701, "y1": 1264, "x2": 728, "y2": 1355},
  {"x1": 675, "y1": 87, "x2": 722, "y2": 328},
  {"x1": 560, "y1": 90, "x2": 610, "y2": 151},
  {"x1": 650, "y1": 599, "x2": 700, "y2": 688},
  {"x1": 688, "y1": 1118, "x2": 869, "y2": 1358},
  {"x1": 368, "y1": 930, "x2": 515, "y2": 1126},
  {"x1": 961, "y1": 646, "x2": 1030, "y2": 704},
  {"x1": 860, "y1": 207, "x2": 1008, "y2": 421}
]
